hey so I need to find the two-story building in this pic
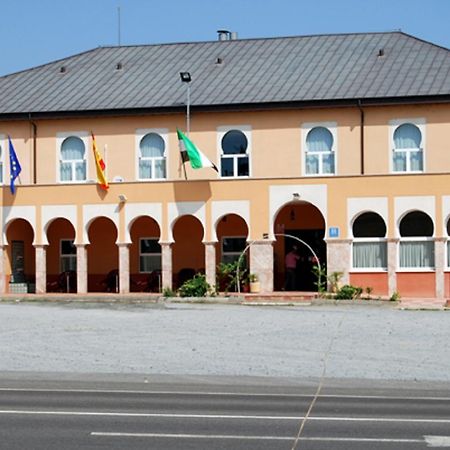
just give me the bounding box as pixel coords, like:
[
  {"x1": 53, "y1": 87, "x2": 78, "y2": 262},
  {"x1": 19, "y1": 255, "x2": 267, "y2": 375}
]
[{"x1": 0, "y1": 31, "x2": 449, "y2": 300}]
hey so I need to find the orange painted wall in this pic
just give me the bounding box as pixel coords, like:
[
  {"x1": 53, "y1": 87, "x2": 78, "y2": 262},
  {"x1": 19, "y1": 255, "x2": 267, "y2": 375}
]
[
  {"x1": 349, "y1": 273, "x2": 389, "y2": 296},
  {"x1": 396, "y1": 272, "x2": 435, "y2": 298}
]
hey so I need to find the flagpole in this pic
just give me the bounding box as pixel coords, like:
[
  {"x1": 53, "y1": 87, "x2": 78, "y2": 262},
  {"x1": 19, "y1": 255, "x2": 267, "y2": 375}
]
[{"x1": 180, "y1": 72, "x2": 192, "y2": 181}]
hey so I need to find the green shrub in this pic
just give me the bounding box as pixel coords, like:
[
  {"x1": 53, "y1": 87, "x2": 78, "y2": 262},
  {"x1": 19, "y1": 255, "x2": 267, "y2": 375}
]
[
  {"x1": 389, "y1": 291, "x2": 401, "y2": 302},
  {"x1": 162, "y1": 286, "x2": 176, "y2": 297},
  {"x1": 335, "y1": 284, "x2": 363, "y2": 300},
  {"x1": 216, "y1": 259, "x2": 247, "y2": 293},
  {"x1": 178, "y1": 274, "x2": 214, "y2": 297}
]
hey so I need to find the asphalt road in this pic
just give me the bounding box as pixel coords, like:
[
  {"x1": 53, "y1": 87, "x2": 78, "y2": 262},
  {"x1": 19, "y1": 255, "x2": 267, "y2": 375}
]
[{"x1": 0, "y1": 376, "x2": 449, "y2": 449}]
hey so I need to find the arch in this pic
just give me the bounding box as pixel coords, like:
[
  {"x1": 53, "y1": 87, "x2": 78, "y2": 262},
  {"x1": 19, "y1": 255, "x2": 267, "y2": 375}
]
[
  {"x1": 399, "y1": 210, "x2": 434, "y2": 237},
  {"x1": 216, "y1": 213, "x2": 249, "y2": 266},
  {"x1": 87, "y1": 216, "x2": 119, "y2": 292},
  {"x1": 42, "y1": 205, "x2": 77, "y2": 245},
  {"x1": 172, "y1": 214, "x2": 205, "y2": 288},
  {"x1": 129, "y1": 216, "x2": 162, "y2": 292},
  {"x1": 352, "y1": 211, "x2": 387, "y2": 238},
  {"x1": 269, "y1": 185, "x2": 327, "y2": 240},
  {"x1": 398, "y1": 210, "x2": 435, "y2": 269},
  {"x1": 168, "y1": 201, "x2": 205, "y2": 243},
  {"x1": 83, "y1": 204, "x2": 119, "y2": 245},
  {"x1": 3, "y1": 206, "x2": 36, "y2": 245},
  {"x1": 306, "y1": 126, "x2": 334, "y2": 152},
  {"x1": 273, "y1": 200, "x2": 326, "y2": 291},
  {"x1": 45, "y1": 218, "x2": 77, "y2": 292},
  {"x1": 5, "y1": 218, "x2": 36, "y2": 289},
  {"x1": 393, "y1": 123, "x2": 422, "y2": 149}
]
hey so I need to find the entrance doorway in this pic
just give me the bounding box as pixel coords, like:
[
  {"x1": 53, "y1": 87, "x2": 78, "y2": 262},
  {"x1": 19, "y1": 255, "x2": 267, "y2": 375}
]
[{"x1": 273, "y1": 201, "x2": 326, "y2": 291}]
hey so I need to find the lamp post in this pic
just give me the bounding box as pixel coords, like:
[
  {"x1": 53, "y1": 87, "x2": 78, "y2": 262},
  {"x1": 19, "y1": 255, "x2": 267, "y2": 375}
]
[{"x1": 179, "y1": 72, "x2": 191, "y2": 135}]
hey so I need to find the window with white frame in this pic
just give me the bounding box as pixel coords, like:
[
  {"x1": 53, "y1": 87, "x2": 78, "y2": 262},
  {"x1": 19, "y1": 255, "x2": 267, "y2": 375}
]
[
  {"x1": 60, "y1": 136, "x2": 86, "y2": 182},
  {"x1": 392, "y1": 122, "x2": 423, "y2": 173},
  {"x1": 221, "y1": 236, "x2": 247, "y2": 264},
  {"x1": 138, "y1": 132, "x2": 166, "y2": 180},
  {"x1": 304, "y1": 124, "x2": 336, "y2": 175},
  {"x1": 139, "y1": 238, "x2": 162, "y2": 272},
  {"x1": 220, "y1": 129, "x2": 249, "y2": 177},
  {"x1": 352, "y1": 212, "x2": 387, "y2": 269},
  {"x1": 60, "y1": 239, "x2": 76, "y2": 272},
  {"x1": 399, "y1": 211, "x2": 434, "y2": 269}
]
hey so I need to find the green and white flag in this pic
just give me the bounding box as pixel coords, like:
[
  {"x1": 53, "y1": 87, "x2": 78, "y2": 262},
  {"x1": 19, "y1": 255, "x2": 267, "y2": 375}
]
[{"x1": 177, "y1": 129, "x2": 218, "y2": 171}]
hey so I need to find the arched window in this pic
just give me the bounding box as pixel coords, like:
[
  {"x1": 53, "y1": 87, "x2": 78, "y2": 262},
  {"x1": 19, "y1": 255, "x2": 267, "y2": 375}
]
[
  {"x1": 352, "y1": 212, "x2": 387, "y2": 269},
  {"x1": 305, "y1": 126, "x2": 335, "y2": 175},
  {"x1": 392, "y1": 123, "x2": 423, "y2": 172},
  {"x1": 399, "y1": 211, "x2": 434, "y2": 268},
  {"x1": 60, "y1": 136, "x2": 86, "y2": 182},
  {"x1": 139, "y1": 133, "x2": 166, "y2": 180},
  {"x1": 220, "y1": 129, "x2": 249, "y2": 177}
]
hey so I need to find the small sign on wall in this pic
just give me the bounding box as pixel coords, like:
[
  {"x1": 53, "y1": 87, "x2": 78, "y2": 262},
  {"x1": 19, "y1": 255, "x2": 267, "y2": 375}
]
[{"x1": 329, "y1": 227, "x2": 340, "y2": 238}]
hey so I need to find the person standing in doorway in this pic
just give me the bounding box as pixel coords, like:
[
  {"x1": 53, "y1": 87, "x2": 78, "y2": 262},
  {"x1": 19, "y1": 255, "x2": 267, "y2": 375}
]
[{"x1": 284, "y1": 245, "x2": 300, "y2": 291}]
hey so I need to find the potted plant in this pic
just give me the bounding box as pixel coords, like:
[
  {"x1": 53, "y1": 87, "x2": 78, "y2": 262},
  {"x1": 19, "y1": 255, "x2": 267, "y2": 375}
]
[{"x1": 249, "y1": 273, "x2": 260, "y2": 293}]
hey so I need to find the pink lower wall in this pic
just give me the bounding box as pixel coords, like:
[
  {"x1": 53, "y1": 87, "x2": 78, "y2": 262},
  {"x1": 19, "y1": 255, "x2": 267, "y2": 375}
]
[
  {"x1": 349, "y1": 273, "x2": 388, "y2": 296},
  {"x1": 396, "y1": 273, "x2": 435, "y2": 298}
]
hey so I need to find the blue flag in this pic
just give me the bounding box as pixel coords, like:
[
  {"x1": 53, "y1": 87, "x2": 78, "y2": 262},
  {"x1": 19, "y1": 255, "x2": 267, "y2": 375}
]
[{"x1": 8, "y1": 136, "x2": 22, "y2": 194}]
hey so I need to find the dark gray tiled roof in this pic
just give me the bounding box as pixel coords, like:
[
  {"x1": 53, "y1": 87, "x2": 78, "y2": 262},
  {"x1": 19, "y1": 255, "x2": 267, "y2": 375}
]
[{"x1": 0, "y1": 32, "x2": 449, "y2": 115}]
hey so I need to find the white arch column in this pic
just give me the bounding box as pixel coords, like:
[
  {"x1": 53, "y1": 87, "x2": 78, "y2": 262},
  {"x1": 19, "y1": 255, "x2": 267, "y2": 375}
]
[
  {"x1": 76, "y1": 244, "x2": 88, "y2": 294},
  {"x1": 118, "y1": 243, "x2": 130, "y2": 294},
  {"x1": 0, "y1": 245, "x2": 6, "y2": 294},
  {"x1": 249, "y1": 239, "x2": 274, "y2": 293},
  {"x1": 435, "y1": 237, "x2": 446, "y2": 299},
  {"x1": 161, "y1": 242, "x2": 173, "y2": 291},
  {"x1": 204, "y1": 241, "x2": 217, "y2": 288},
  {"x1": 387, "y1": 238, "x2": 399, "y2": 296},
  {"x1": 326, "y1": 239, "x2": 351, "y2": 285},
  {"x1": 34, "y1": 245, "x2": 47, "y2": 294}
]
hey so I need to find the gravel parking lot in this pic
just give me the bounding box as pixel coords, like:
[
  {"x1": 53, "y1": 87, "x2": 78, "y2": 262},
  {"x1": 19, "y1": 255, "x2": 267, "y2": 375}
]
[{"x1": 1, "y1": 302, "x2": 449, "y2": 381}]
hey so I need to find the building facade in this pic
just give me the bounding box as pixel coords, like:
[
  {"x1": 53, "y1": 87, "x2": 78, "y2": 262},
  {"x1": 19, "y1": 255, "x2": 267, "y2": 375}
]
[{"x1": 0, "y1": 32, "x2": 449, "y2": 299}]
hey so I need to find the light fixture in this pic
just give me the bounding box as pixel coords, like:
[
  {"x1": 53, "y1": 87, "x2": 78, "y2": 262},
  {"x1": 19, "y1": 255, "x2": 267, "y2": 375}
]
[
  {"x1": 180, "y1": 72, "x2": 191, "y2": 83},
  {"x1": 290, "y1": 209, "x2": 295, "y2": 221},
  {"x1": 118, "y1": 194, "x2": 127, "y2": 203}
]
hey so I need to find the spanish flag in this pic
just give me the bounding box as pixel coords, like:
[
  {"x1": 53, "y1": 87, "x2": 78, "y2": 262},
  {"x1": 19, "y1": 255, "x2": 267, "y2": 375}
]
[{"x1": 91, "y1": 132, "x2": 109, "y2": 191}]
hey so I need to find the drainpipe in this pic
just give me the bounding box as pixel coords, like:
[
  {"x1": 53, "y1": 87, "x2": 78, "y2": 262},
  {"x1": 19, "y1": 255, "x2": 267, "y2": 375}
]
[
  {"x1": 357, "y1": 100, "x2": 365, "y2": 175},
  {"x1": 29, "y1": 114, "x2": 37, "y2": 184}
]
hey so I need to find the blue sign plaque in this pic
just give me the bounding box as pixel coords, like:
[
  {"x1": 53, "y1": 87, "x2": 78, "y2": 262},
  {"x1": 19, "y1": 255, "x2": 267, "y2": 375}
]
[{"x1": 329, "y1": 227, "x2": 339, "y2": 238}]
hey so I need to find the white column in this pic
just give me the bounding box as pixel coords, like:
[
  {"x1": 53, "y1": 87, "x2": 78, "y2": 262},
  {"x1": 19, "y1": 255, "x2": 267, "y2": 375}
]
[
  {"x1": 118, "y1": 243, "x2": 130, "y2": 294},
  {"x1": 0, "y1": 245, "x2": 6, "y2": 294},
  {"x1": 204, "y1": 242, "x2": 217, "y2": 289},
  {"x1": 435, "y1": 238, "x2": 446, "y2": 299},
  {"x1": 76, "y1": 244, "x2": 88, "y2": 294},
  {"x1": 249, "y1": 240, "x2": 274, "y2": 293},
  {"x1": 161, "y1": 242, "x2": 173, "y2": 291},
  {"x1": 35, "y1": 245, "x2": 47, "y2": 294},
  {"x1": 326, "y1": 239, "x2": 351, "y2": 285},
  {"x1": 387, "y1": 238, "x2": 398, "y2": 296}
]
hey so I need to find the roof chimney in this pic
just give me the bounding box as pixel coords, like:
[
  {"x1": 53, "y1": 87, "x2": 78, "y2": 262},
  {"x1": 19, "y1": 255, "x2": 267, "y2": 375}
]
[
  {"x1": 217, "y1": 30, "x2": 238, "y2": 41},
  {"x1": 217, "y1": 29, "x2": 230, "y2": 41}
]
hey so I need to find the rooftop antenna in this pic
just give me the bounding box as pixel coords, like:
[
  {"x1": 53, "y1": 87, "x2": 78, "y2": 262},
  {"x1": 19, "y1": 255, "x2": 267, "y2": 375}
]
[{"x1": 117, "y1": 5, "x2": 121, "y2": 46}]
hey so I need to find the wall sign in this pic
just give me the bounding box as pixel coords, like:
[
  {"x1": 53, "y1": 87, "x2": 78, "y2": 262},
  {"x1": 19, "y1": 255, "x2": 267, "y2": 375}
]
[{"x1": 329, "y1": 227, "x2": 340, "y2": 238}]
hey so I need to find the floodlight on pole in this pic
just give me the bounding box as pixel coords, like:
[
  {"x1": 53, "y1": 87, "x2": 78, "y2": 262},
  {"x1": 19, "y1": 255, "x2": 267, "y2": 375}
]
[{"x1": 179, "y1": 72, "x2": 191, "y2": 135}]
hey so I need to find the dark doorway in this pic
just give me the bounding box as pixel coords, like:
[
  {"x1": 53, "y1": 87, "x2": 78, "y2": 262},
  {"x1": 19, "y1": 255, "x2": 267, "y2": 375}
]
[{"x1": 285, "y1": 229, "x2": 326, "y2": 291}]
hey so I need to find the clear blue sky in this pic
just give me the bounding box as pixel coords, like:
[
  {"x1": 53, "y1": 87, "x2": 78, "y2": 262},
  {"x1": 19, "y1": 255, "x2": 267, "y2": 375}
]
[{"x1": 1, "y1": 0, "x2": 449, "y2": 76}]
